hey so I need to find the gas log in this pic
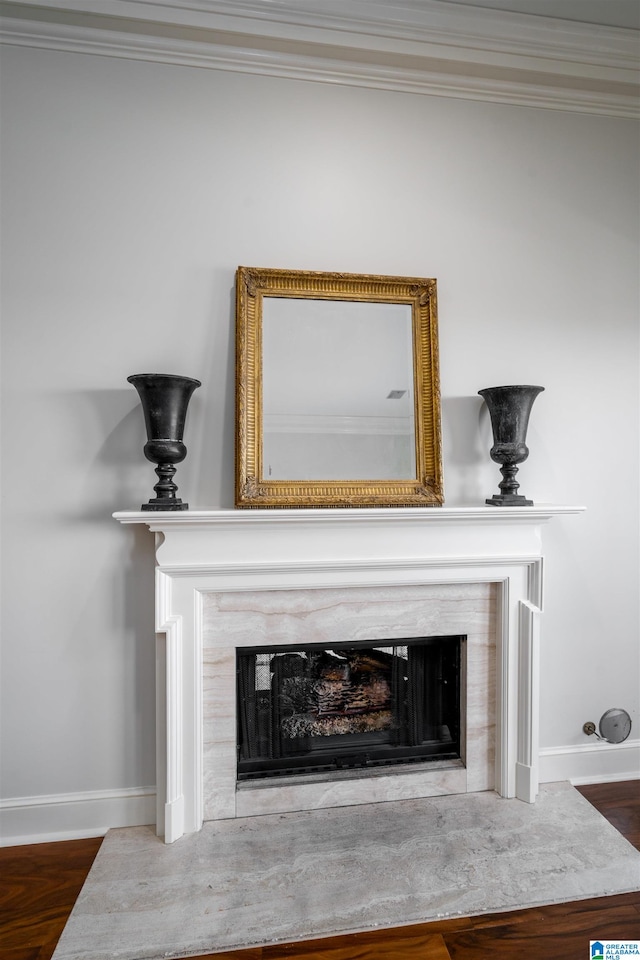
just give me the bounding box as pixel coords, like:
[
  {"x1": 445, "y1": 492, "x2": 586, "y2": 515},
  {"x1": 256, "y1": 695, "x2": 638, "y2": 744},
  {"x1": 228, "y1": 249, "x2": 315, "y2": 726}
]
[{"x1": 273, "y1": 648, "x2": 397, "y2": 738}]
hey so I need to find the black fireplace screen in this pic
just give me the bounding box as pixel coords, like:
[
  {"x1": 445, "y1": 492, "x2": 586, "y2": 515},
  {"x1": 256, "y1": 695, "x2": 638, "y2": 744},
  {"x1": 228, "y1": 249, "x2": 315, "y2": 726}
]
[{"x1": 237, "y1": 636, "x2": 462, "y2": 781}]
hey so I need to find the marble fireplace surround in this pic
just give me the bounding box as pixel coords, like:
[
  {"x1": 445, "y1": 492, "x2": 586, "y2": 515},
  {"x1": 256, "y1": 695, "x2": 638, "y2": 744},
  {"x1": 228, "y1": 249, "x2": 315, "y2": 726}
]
[{"x1": 114, "y1": 506, "x2": 583, "y2": 843}]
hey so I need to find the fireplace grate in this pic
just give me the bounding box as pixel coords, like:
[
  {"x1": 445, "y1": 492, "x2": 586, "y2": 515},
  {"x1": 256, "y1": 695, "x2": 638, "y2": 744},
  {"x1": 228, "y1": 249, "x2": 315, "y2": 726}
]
[{"x1": 237, "y1": 636, "x2": 462, "y2": 781}]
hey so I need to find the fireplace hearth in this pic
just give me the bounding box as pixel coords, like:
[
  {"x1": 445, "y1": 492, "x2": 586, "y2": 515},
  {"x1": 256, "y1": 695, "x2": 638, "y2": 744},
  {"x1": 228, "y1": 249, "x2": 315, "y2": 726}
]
[{"x1": 237, "y1": 636, "x2": 462, "y2": 780}]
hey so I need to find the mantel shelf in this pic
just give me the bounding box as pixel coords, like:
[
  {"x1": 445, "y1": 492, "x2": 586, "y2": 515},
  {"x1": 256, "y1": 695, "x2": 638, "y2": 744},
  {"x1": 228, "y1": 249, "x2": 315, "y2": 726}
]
[
  {"x1": 114, "y1": 505, "x2": 584, "y2": 527},
  {"x1": 113, "y1": 504, "x2": 585, "y2": 574}
]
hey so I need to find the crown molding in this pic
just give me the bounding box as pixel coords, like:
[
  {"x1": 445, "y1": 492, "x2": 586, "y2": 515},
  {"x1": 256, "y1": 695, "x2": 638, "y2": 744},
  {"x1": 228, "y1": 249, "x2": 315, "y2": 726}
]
[
  {"x1": 1, "y1": 0, "x2": 638, "y2": 116},
  {"x1": 264, "y1": 413, "x2": 414, "y2": 435}
]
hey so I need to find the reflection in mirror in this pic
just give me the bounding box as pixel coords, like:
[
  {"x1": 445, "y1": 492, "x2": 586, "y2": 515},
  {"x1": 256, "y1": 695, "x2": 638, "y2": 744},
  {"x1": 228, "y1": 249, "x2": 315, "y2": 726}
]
[{"x1": 262, "y1": 298, "x2": 415, "y2": 481}]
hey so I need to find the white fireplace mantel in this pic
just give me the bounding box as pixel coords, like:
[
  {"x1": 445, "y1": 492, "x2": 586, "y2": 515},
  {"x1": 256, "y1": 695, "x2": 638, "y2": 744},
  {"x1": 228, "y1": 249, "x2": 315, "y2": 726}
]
[{"x1": 114, "y1": 505, "x2": 584, "y2": 842}]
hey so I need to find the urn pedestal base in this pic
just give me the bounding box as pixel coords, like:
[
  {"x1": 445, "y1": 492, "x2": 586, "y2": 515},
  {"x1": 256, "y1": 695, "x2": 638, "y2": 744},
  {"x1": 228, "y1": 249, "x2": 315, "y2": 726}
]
[
  {"x1": 142, "y1": 499, "x2": 188, "y2": 511},
  {"x1": 486, "y1": 494, "x2": 533, "y2": 507}
]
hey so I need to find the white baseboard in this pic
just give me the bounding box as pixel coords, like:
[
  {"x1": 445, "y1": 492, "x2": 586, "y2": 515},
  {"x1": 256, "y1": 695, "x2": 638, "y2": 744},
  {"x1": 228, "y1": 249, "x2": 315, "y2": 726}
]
[
  {"x1": 2, "y1": 742, "x2": 638, "y2": 847},
  {"x1": 0, "y1": 786, "x2": 156, "y2": 847},
  {"x1": 539, "y1": 739, "x2": 640, "y2": 786}
]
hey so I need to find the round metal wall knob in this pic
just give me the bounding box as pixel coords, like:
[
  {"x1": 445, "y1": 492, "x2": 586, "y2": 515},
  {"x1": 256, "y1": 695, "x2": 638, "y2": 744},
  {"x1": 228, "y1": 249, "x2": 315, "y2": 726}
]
[
  {"x1": 583, "y1": 709, "x2": 631, "y2": 744},
  {"x1": 599, "y1": 708, "x2": 632, "y2": 744}
]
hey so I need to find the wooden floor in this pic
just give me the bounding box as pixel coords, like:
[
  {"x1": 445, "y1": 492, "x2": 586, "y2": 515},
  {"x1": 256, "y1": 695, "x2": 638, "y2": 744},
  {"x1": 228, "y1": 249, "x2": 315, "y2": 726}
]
[{"x1": 1, "y1": 782, "x2": 638, "y2": 960}]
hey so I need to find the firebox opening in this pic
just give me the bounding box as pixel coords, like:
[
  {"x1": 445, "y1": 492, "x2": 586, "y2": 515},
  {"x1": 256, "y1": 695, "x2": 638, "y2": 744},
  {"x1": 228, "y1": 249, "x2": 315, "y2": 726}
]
[{"x1": 237, "y1": 636, "x2": 463, "y2": 781}]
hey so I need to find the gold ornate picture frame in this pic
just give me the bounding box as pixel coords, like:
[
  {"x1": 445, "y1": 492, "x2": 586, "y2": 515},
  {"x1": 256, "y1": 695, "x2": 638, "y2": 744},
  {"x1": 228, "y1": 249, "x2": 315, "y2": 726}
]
[{"x1": 235, "y1": 267, "x2": 443, "y2": 507}]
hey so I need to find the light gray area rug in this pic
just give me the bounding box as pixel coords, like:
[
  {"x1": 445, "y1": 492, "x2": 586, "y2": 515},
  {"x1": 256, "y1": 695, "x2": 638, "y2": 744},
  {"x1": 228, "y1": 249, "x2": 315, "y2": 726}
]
[{"x1": 53, "y1": 782, "x2": 640, "y2": 960}]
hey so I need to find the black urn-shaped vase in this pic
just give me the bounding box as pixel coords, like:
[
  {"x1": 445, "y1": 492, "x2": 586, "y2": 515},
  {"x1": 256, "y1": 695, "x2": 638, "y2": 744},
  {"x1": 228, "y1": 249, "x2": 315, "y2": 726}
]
[
  {"x1": 128, "y1": 373, "x2": 201, "y2": 511},
  {"x1": 478, "y1": 384, "x2": 544, "y2": 506}
]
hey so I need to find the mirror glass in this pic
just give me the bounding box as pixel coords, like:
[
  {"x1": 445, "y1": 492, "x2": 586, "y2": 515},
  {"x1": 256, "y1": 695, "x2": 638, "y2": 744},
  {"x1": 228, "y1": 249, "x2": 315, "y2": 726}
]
[
  {"x1": 262, "y1": 298, "x2": 415, "y2": 481},
  {"x1": 235, "y1": 267, "x2": 443, "y2": 507}
]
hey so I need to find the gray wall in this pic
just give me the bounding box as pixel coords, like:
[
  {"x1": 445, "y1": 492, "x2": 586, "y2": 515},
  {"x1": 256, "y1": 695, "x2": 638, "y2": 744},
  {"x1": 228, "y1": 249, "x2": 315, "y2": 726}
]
[{"x1": 1, "y1": 44, "x2": 638, "y2": 838}]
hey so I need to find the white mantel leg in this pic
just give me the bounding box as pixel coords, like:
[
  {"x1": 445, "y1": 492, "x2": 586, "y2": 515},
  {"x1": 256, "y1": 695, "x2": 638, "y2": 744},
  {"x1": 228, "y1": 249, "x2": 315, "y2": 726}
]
[
  {"x1": 163, "y1": 615, "x2": 184, "y2": 843},
  {"x1": 515, "y1": 598, "x2": 541, "y2": 803}
]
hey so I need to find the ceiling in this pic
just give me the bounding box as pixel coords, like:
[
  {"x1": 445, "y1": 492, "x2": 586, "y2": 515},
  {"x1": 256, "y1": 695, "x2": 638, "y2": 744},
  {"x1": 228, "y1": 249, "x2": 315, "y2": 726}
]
[{"x1": 435, "y1": 0, "x2": 640, "y2": 29}]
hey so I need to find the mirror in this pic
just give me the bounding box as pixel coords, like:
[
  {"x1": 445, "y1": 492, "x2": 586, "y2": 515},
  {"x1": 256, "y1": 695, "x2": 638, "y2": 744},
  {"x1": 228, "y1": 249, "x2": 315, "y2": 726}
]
[{"x1": 235, "y1": 267, "x2": 443, "y2": 507}]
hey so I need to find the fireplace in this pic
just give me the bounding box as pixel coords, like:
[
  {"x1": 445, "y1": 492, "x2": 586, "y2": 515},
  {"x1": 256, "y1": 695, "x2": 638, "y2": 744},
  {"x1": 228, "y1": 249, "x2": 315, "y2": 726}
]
[
  {"x1": 237, "y1": 636, "x2": 462, "y2": 780},
  {"x1": 114, "y1": 505, "x2": 583, "y2": 842},
  {"x1": 203, "y1": 579, "x2": 493, "y2": 823}
]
